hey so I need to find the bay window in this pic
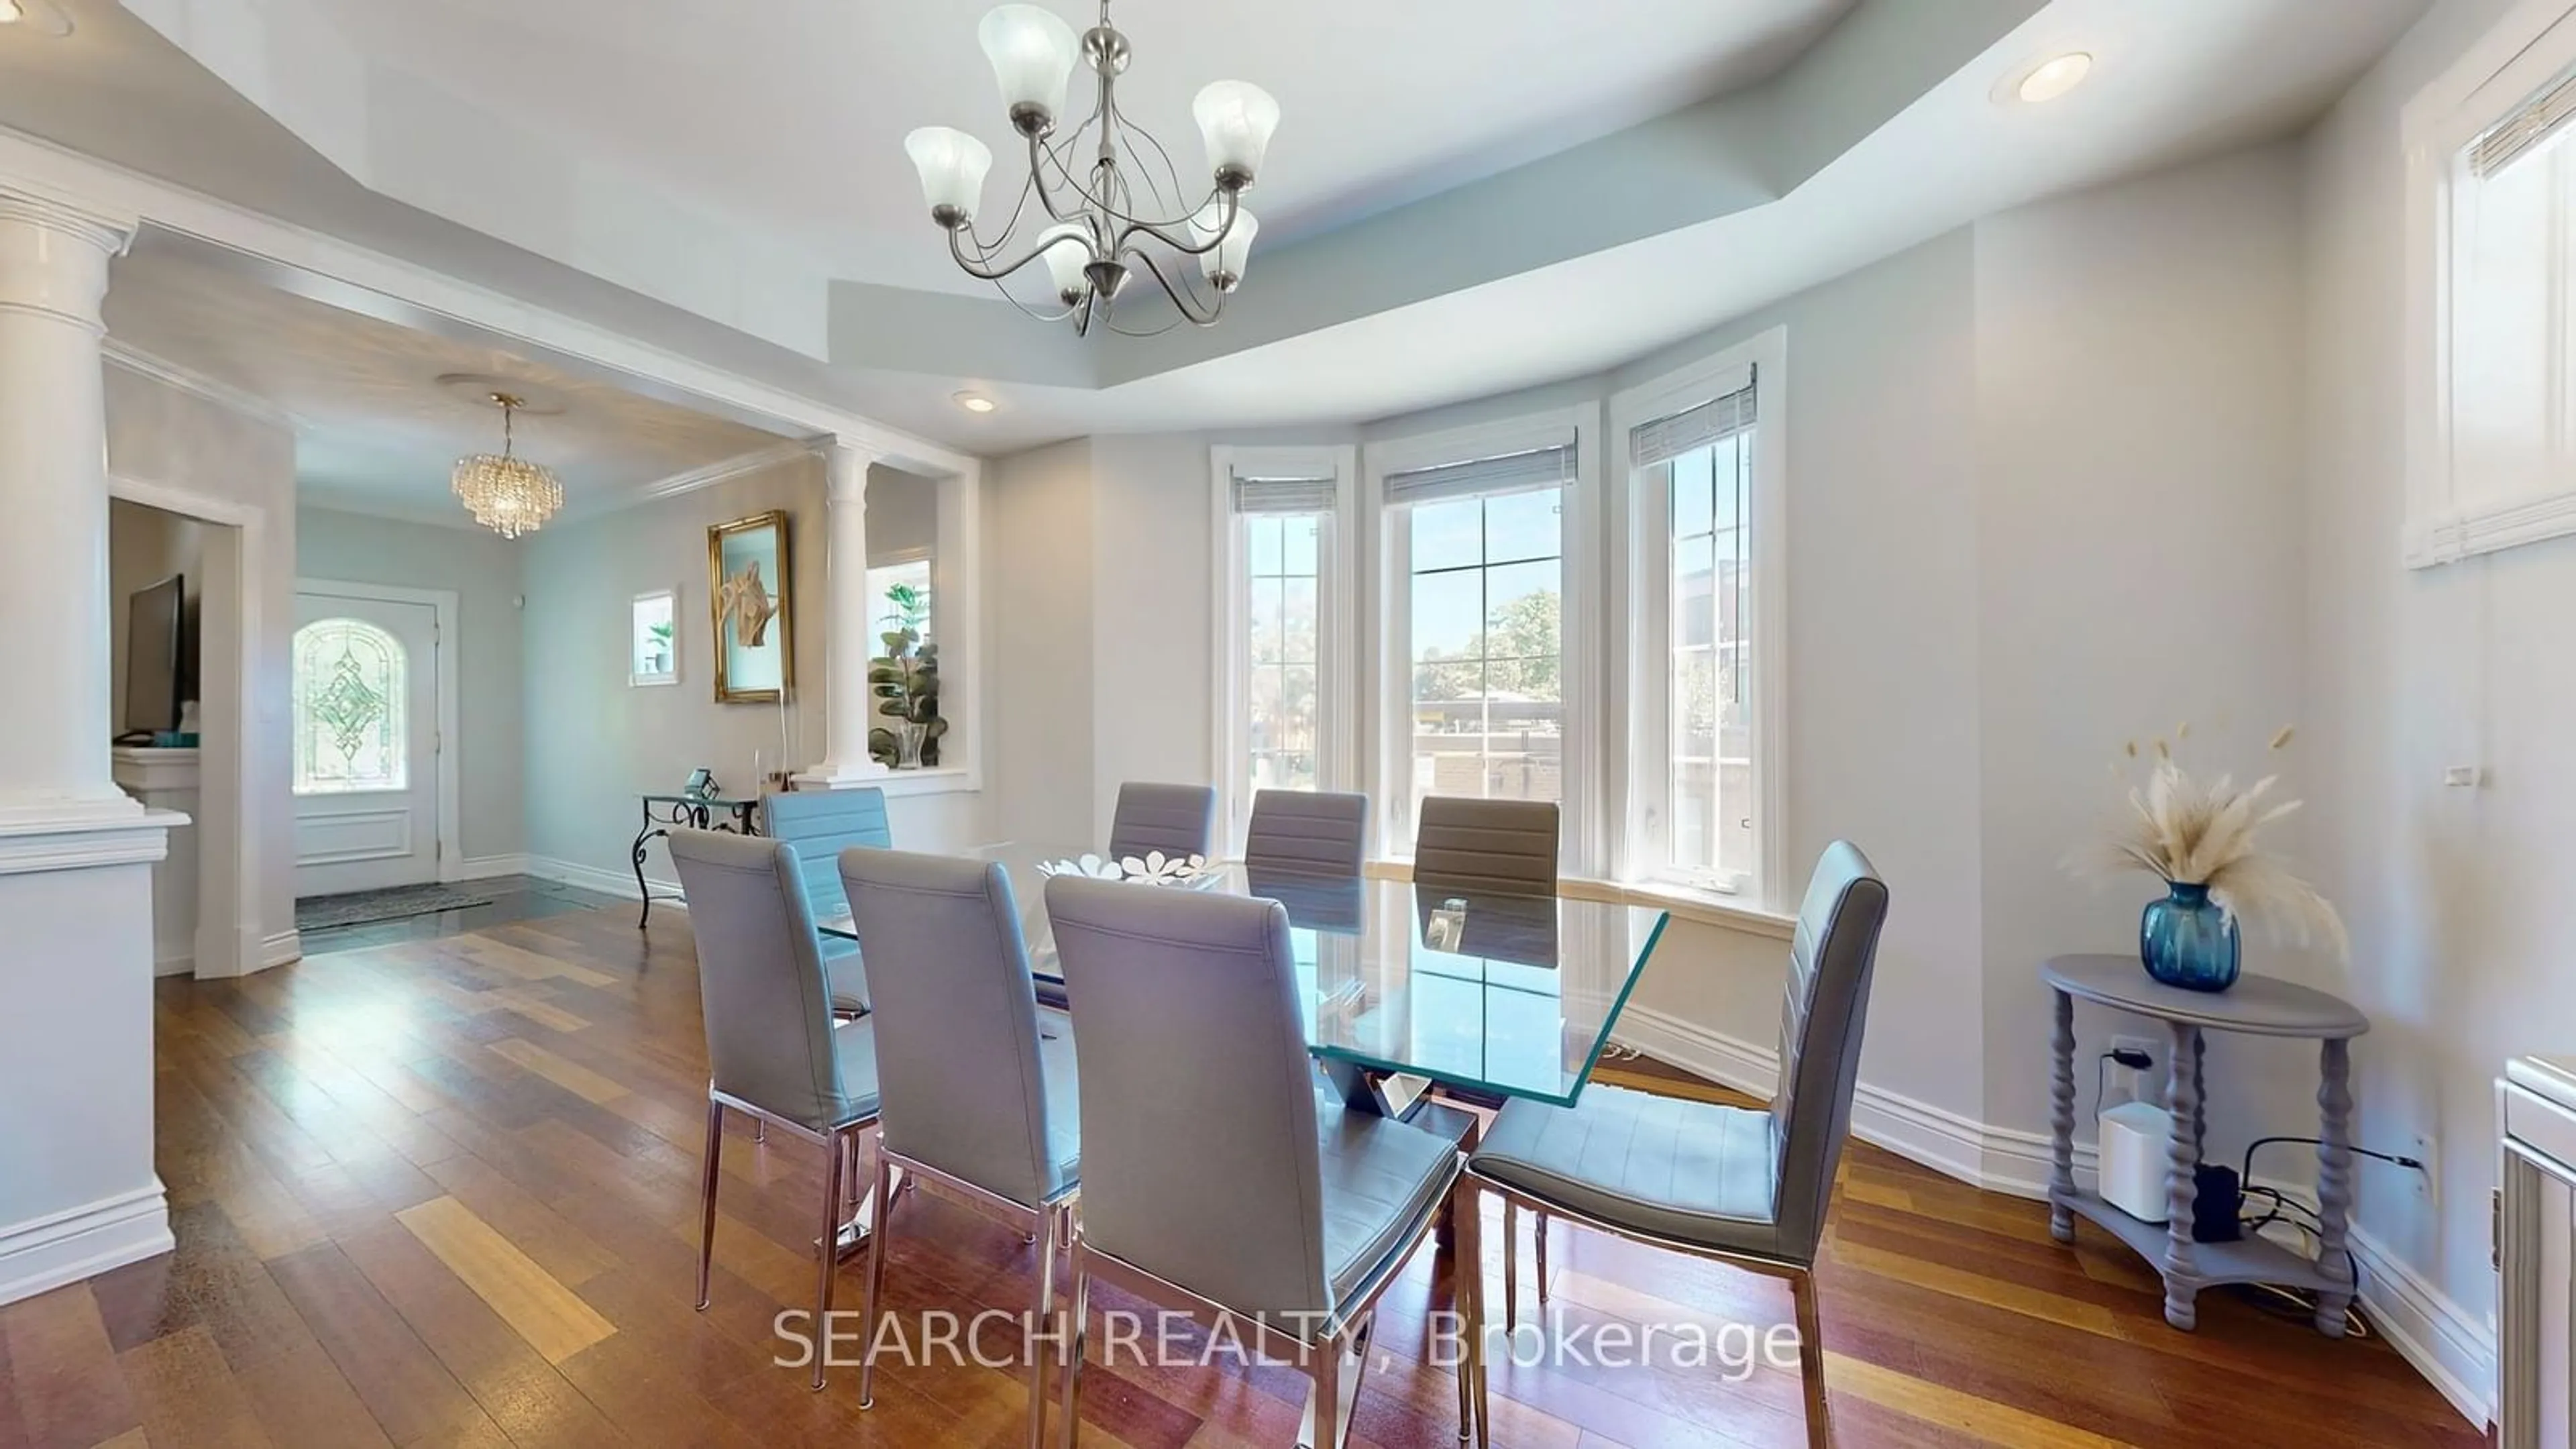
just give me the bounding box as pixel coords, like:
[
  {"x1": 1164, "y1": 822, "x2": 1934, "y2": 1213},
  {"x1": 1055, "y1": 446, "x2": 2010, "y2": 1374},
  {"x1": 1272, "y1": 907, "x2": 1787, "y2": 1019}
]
[
  {"x1": 1210, "y1": 447, "x2": 1354, "y2": 851},
  {"x1": 1615, "y1": 328, "x2": 1783, "y2": 906}
]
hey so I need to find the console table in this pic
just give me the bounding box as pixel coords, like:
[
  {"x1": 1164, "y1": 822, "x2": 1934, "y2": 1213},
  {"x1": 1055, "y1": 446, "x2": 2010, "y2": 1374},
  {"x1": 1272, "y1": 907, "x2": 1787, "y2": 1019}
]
[
  {"x1": 632, "y1": 793, "x2": 759, "y2": 928},
  {"x1": 2043, "y1": 953, "x2": 2371, "y2": 1334}
]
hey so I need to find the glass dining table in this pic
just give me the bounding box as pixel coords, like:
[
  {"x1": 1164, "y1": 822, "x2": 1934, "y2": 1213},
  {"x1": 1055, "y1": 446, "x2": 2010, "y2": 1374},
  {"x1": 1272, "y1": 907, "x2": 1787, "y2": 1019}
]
[{"x1": 816, "y1": 843, "x2": 1672, "y2": 1122}]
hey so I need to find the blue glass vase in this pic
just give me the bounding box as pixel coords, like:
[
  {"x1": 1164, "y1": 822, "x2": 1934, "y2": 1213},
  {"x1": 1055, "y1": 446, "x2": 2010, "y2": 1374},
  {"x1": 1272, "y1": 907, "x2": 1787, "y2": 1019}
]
[{"x1": 2140, "y1": 882, "x2": 2241, "y2": 992}]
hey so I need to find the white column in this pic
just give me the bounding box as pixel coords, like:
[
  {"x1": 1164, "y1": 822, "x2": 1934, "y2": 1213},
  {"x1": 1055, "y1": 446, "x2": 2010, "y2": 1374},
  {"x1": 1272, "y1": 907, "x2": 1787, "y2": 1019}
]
[
  {"x1": 0, "y1": 185, "x2": 140, "y2": 826},
  {"x1": 796, "y1": 438, "x2": 894, "y2": 787},
  {"x1": 0, "y1": 181, "x2": 176, "y2": 1307}
]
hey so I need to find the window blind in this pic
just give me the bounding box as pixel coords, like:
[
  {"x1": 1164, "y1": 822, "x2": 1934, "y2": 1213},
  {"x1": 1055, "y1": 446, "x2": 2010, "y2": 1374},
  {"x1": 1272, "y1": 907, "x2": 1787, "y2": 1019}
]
[
  {"x1": 2471, "y1": 61, "x2": 2576, "y2": 178},
  {"x1": 1381, "y1": 442, "x2": 1574, "y2": 506},
  {"x1": 1230, "y1": 473, "x2": 1337, "y2": 515},
  {"x1": 1631, "y1": 364, "x2": 1757, "y2": 468}
]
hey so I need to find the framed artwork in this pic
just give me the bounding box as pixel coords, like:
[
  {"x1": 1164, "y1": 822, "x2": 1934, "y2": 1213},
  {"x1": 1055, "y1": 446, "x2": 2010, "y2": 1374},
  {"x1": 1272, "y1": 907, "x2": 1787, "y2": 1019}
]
[
  {"x1": 630, "y1": 588, "x2": 678, "y2": 687},
  {"x1": 708, "y1": 510, "x2": 795, "y2": 704}
]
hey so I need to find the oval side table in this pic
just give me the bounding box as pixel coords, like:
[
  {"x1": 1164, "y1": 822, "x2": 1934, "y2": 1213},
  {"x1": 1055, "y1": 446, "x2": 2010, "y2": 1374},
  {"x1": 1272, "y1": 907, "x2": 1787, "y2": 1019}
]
[{"x1": 2043, "y1": 953, "x2": 2371, "y2": 1335}]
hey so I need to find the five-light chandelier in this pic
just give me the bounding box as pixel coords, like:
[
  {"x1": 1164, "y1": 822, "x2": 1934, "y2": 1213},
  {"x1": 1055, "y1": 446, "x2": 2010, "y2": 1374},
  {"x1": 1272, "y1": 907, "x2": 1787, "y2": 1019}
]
[
  {"x1": 903, "y1": 1, "x2": 1279, "y2": 336},
  {"x1": 451, "y1": 392, "x2": 563, "y2": 539}
]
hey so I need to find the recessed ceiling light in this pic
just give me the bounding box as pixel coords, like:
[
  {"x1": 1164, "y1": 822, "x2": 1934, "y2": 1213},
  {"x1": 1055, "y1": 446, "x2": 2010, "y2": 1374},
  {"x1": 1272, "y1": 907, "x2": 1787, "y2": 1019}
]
[
  {"x1": 953, "y1": 391, "x2": 998, "y2": 414},
  {"x1": 0, "y1": 2, "x2": 23, "y2": 23},
  {"x1": 2014, "y1": 52, "x2": 2092, "y2": 105}
]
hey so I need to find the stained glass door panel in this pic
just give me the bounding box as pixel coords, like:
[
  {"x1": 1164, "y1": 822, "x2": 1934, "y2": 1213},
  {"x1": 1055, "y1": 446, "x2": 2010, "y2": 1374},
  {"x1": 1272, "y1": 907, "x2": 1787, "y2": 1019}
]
[{"x1": 291, "y1": 590, "x2": 442, "y2": 896}]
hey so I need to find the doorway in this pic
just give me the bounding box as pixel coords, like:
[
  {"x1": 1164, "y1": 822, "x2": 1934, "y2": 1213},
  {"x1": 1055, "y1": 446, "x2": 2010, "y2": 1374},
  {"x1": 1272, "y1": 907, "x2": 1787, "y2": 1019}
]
[{"x1": 292, "y1": 580, "x2": 458, "y2": 895}]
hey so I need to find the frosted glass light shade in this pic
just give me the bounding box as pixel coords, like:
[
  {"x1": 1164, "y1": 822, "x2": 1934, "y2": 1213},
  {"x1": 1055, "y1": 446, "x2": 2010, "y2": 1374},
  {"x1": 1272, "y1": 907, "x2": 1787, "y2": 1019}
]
[
  {"x1": 979, "y1": 4, "x2": 1079, "y2": 127},
  {"x1": 904, "y1": 127, "x2": 994, "y2": 223},
  {"x1": 1036, "y1": 222, "x2": 1094, "y2": 299},
  {"x1": 1192, "y1": 81, "x2": 1279, "y2": 184},
  {"x1": 1190, "y1": 202, "x2": 1258, "y2": 282}
]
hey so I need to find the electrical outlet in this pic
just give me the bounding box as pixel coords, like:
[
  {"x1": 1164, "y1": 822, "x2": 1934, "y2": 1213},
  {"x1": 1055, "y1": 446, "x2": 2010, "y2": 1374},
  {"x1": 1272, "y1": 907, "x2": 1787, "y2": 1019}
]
[
  {"x1": 2108, "y1": 1035, "x2": 2159, "y2": 1104},
  {"x1": 2410, "y1": 1132, "x2": 2438, "y2": 1210}
]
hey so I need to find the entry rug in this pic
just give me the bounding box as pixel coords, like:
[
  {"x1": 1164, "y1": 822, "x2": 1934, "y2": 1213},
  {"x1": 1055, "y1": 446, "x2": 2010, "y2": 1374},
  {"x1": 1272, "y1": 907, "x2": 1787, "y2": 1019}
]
[{"x1": 296, "y1": 882, "x2": 498, "y2": 931}]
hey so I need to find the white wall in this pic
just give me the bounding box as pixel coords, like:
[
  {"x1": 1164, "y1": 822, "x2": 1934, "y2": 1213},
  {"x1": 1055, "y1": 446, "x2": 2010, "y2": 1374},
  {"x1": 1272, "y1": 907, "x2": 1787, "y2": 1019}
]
[
  {"x1": 2304, "y1": 0, "x2": 2536, "y2": 1405},
  {"x1": 1972, "y1": 144, "x2": 2319, "y2": 1163},
  {"x1": 104, "y1": 366, "x2": 297, "y2": 969},
  {"x1": 520, "y1": 460, "x2": 985, "y2": 890},
  {"x1": 298, "y1": 506, "x2": 529, "y2": 861},
  {"x1": 988, "y1": 439, "x2": 1101, "y2": 848}
]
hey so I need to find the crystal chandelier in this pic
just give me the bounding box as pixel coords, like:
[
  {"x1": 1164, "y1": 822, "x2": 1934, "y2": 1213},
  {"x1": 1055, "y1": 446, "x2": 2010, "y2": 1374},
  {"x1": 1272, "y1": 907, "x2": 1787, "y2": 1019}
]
[
  {"x1": 451, "y1": 392, "x2": 563, "y2": 539},
  {"x1": 903, "y1": 2, "x2": 1279, "y2": 336}
]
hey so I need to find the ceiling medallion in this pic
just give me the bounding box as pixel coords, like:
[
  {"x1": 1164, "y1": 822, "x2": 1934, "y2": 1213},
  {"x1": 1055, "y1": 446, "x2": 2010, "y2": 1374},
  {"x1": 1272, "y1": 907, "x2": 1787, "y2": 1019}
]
[
  {"x1": 451, "y1": 392, "x2": 564, "y2": 539},
  {"x1": 904, "y1": 1, "x2": 1279, "y2": 337}
]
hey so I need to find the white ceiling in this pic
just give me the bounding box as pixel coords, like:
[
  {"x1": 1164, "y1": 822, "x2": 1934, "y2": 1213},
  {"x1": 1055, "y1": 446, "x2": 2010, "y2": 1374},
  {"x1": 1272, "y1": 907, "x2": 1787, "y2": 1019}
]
[
  {"x1": 0, "y1": 0, "x2": 2433, "y2": 482},
  {"x1": 307, "y1": 0, "x2": 1853, "y2": 296},
  {"x1": 102, "y1": 247, "x2": 790, "y2": 519}
]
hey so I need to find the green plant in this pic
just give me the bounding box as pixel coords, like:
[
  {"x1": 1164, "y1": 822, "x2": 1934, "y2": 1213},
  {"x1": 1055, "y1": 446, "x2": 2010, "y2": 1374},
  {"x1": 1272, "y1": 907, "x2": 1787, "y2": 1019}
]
[{"x1": 867, "y1": 624, "x2": 944, "y2": 767}]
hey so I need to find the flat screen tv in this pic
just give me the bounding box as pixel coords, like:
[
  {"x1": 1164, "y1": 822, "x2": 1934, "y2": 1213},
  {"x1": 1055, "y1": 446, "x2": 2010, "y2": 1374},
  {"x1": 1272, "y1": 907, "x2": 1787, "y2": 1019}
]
[{"x1": 124, "y1": 573, "x2": 186, "y2": 735}]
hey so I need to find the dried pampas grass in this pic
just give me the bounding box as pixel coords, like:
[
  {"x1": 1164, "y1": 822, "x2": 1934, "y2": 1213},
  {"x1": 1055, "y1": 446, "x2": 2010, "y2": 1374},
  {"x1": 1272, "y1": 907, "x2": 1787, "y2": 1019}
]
[{"x1": 2081, "y1": 727, "x2": 2348, "y2": 959}]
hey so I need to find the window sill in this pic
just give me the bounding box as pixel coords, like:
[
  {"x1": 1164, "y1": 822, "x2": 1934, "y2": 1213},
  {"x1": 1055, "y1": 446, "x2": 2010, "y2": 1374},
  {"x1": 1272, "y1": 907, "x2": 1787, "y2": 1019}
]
[{"x1": 1360, "y1": 861, "x2": 1796, "y2": 941}]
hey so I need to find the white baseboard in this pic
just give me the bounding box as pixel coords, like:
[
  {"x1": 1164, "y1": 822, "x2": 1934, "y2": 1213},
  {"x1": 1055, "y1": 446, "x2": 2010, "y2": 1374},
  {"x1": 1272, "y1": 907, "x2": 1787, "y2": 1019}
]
[
  {"x1": 0, "y1": 1182, "x2": 173, "y2": 1309},
  {"x1": 443, "y1": 852, "x2": 533, "y2": 883},
  {"x1": 523, "y1": 854, "x2": 675, "y2": 903},
  {"x1": 2349, "y1": 1222, "x2": 2495, "y2": 1427},
  {"x1": 152, "y1": 950, "x2": 193, "y2": 978},
  {"x1": 260, "y1": 928, "x2": 301, "y2": 969},
  {"x1": 1612, "y1": 1005, "x2": 2100, "y2": 1195},
  {"x1": 1610, "y1": 1005, "x2": 2487, "y2": 1429}
]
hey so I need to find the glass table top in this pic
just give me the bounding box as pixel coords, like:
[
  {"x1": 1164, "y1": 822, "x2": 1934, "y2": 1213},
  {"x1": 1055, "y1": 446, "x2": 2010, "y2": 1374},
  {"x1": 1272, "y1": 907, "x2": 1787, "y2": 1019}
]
[{"x1": 818, "y1": 843, "x2": 1671, "y2": 1108}]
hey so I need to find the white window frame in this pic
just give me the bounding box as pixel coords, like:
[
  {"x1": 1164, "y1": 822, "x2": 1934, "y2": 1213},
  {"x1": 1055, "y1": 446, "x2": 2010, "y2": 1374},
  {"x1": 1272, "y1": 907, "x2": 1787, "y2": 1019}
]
[
  {"x1": 1208, "y1": 445, "x2": 1359, "y2": 855},
  {"x1": 1361, "y1": 405, "x2": 1602, "y2": 871},
  {"x1": 2403, "y1": 0, "x2": 2576, "y2": 565},
  {"x1": 1609, "y1": 326, "x2": 1787, "y2": 909},
  {"x1": 630, "y1": 587, "x2": 680, "y2": 687}
]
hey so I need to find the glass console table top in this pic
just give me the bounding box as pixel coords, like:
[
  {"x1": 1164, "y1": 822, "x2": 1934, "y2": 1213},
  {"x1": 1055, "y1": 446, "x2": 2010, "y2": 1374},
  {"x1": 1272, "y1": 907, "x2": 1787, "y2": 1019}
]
[{"x1": 819, "y1": 842, "x2": 1670, "y2": 1108}]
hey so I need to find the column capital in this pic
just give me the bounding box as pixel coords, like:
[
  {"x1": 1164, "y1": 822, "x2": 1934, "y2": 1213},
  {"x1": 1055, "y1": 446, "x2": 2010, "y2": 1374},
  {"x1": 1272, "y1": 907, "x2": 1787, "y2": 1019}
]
[
  {"x1": 0, "y1": 181, "x2": 138, "y2": 258},
  {"x1": 819, "y1": 437, "x2": 887, "y2": 504}
]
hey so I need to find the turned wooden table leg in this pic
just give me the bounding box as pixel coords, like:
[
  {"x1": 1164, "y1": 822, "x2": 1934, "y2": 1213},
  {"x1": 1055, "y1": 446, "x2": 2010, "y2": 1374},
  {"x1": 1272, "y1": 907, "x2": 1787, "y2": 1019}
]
[
  {"x1": 2161, "y1": 1021, "x2": 2202, "y2": 1330},
  {"x1": 2049, "y1": 989, "x2": 2077, "y2": 1242},
  {"x1": 2314, "y1": 1036, "x2": 2357, "y2": 1337}
]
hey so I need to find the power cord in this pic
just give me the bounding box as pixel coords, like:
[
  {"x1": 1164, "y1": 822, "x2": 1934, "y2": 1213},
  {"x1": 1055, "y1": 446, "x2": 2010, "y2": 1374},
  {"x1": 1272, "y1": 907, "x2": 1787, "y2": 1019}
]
[{"x1": 2228, "y1": 1137, "x2": 2423, "y2": 1338}]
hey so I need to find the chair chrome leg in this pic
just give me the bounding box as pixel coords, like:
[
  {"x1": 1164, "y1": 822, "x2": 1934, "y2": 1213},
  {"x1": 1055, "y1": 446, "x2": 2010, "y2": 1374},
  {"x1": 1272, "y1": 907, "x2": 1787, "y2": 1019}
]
[
  {"x1": 1791, "y1": 1269, "x2": 1831, "y2": 1448},
  {"x1": 812, "y1": 1130, "x2": 850, "y2": 1392},
  {"x1": 694, "y1": 1096, "x2": 724, "y2": 1311},
  {"x1": 1501, "y1": 1199, "x2": 1519, "y2": 1327},
  {"x1": 1307, "y1": 1332, "x2": 1342, "y2": 1449},
  {"x1": 755, "y1": 1117, "x2": 766, "y2": 1143},
  {"x1": 857, "y1": 1153, "x2": 895, "y2": 1410},
  {"x1": 1024, "y1": 1204, "x2": 1061, "y2": 1449},
  {"x1": 1056, "y1": 1264, "x2": 1089, "y2": 1449},
  {"x1": 1534, "y1": 1209, "x2": 1550, "y2": 1310},
  {"x1": 1456, "y1": 1179, "x2": 1490, "y2": 1449}
]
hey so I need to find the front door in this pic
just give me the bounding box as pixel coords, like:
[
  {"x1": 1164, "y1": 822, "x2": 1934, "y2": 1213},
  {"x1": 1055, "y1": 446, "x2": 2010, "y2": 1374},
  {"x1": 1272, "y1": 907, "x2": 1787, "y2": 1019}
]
[{"x1": 292, "y1": 589, "x2": 441, "y2": 895}]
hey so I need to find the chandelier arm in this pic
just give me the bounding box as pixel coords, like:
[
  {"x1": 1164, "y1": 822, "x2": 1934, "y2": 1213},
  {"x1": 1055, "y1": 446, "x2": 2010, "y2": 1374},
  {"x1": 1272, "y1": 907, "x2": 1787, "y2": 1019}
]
[
  {"x1": 1112, "y1": 186, "x2": 1235, "y2": 258},
  {"x1": 1128, "y1": 247, "x2": 1226, "y2": 327},
  {"x1": 956, "y1": 163, "x2": 1051, "y2": 261},
  {"x1": 988, "y1": 275, "x2": 1079, "y2": 325},
  {"x1": 1110, "y1": 85, "x2": 1195, "y2": 227},
  {"x1": 1024, "y1": 130, "x2": 1087, "y2": 225},
  {"x1": 946, "y1": 223, "x2": 1081, "y2": 284}
]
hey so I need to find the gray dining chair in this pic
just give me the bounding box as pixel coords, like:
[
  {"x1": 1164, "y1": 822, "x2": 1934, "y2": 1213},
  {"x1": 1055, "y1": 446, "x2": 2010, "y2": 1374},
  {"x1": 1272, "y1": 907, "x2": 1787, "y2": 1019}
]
[
  {"x1": 1464, "y1": 841, "x2": 1888, "y2": 1448},
  {"x1": 1244, "y1": 788, "x2": 1369, "y2": 877},
  {"x1": 1044, "y1": 876, "x2": 1487, "y2": 1449},
  {"x1": 1106, "y1": 782, "x2": 1218, "y2": 863},
  {"x1": 761, "y1": 786, "x2": 892, "y2": 1016},
  {"x1": 1412, "y1": 796, "x2": 1559, "y2": 896},
  {"x1": 836, "y1": 847, "x2": 1079, "y2": 1448},
  {"x1": 667, "y1": 829, "x2": 883, "y2": 1392}
]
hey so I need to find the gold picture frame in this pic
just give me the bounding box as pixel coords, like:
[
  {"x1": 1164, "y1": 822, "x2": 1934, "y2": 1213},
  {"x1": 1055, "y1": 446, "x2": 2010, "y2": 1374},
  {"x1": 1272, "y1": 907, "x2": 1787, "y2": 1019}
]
[{"x1": 707, "y1": 509, "x2": 795, "y2": 704}]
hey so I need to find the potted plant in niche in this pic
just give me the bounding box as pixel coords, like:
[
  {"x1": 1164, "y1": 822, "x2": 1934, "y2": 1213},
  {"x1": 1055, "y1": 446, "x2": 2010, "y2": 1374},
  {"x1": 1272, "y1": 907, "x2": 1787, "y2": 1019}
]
[
  {"x1": 868, "y1": 583, "x2": 942, "y2": 769},
  {"x1": 2079, "y1": 726, "x2": 2346, "y2": 992}
]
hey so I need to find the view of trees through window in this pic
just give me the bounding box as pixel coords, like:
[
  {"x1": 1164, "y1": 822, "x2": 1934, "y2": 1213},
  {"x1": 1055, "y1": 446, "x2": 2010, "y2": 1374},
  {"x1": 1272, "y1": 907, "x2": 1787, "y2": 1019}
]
[
  {"x1": 1407, "y1": 488, "x2": 1563, "y2": 820},
  {"x1": 1244, "y1": 513, "x2": 1322, "y2": 797}
]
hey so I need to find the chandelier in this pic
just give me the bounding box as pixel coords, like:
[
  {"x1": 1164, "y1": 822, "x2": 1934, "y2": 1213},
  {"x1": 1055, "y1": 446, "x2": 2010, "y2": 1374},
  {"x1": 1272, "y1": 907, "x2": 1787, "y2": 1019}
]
[
  {"x1": 451, "y1": 392, "x2": 563, "y2": 539},
  {"x1": 903, "y1": 2, "x2": 1279, "y2": 336}
]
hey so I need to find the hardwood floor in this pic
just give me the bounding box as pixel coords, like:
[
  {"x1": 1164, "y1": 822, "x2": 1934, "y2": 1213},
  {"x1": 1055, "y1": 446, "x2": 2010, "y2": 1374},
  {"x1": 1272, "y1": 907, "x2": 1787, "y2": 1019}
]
[{"x1": 3, "y1": 907, "x2": 2480, "y2": 1448}]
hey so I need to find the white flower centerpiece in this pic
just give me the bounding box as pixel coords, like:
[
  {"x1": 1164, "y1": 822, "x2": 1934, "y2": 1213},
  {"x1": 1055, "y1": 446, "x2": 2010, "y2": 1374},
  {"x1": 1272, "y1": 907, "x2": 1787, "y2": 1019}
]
[
  {"x1": 2078, "y1": 726, "x2": 2346, "y2": 992},
  {"x1": 1035, "y1": 851, "x2": 1221, "y2": 888}
]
